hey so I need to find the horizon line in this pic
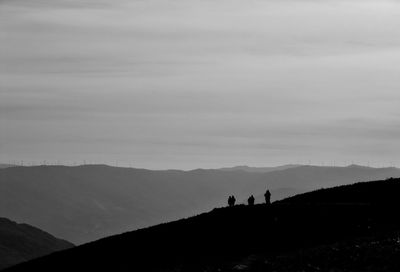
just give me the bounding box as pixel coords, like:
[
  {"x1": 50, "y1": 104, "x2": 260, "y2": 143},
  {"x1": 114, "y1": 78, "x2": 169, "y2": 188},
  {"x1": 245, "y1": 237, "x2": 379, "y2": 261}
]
[{"x1": 1, "y1": 162, "x2": 398, "y2": 172}]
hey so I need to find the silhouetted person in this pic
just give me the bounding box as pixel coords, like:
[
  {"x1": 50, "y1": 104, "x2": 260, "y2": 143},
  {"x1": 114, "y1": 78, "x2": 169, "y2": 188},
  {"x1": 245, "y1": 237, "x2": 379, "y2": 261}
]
[
  {"x1": 228, "y1": 195, "x2": 236, "y2": 207},
  {"x1": 264, "y1": 190, "x2": 271, "y2": 205},
  {"x1": 248, "y1": 195, "x2": 255, "y2": 206}
]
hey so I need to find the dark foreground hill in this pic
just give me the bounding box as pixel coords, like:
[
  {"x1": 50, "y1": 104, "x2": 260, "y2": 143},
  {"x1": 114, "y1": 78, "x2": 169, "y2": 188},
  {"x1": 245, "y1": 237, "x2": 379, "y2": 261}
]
[
  {"x1": 0, "y1": 218, "x2": 73, "y2": 270},
  {"x1": 1, "y1": 164, "x2": 399, "y2": 244},
  {"x1": 6, "y1": 178, "x2": 400, "y2": 272}
]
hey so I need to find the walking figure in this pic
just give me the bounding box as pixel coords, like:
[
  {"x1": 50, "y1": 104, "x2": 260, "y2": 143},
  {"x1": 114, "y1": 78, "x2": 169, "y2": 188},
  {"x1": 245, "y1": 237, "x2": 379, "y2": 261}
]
[
  {"x1": 264, "y1": 190, "x2": 271, "y2": 205},
  {"x1": 247, "y1": 195, "x2": 255, "y2": 206}
]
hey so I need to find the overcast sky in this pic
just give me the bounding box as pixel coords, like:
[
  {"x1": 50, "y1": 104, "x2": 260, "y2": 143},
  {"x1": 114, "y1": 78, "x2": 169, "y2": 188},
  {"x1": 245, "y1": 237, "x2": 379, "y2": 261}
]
[{"x1": 1, "y1": 0, "x2": 400, "y2": 169}]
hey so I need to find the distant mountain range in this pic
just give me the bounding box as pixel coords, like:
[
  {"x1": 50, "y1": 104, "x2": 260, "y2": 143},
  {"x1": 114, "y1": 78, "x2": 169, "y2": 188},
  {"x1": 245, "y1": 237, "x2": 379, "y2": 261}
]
[
  {"x1": 216, "y1": 164, "x2": 300, "y2": 173},
  {"x1": 6, "y1": 178, "x2": 400, "y2": 272},
  {"x1": 0, "y1": 164, "x2": 15, "y2": 169},
  {"x1": 0, "y1": 164, "x2": 399, "y2": 244},
  {"x1": 0, "y1": 217, "x2": 73, "y2": 270}
]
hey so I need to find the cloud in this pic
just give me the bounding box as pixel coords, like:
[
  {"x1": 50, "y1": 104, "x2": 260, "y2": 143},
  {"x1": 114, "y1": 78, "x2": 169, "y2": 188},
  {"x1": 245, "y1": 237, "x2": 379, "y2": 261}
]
[{"x1": 2, "y1": 0, "x2": 400, "y2": 167}]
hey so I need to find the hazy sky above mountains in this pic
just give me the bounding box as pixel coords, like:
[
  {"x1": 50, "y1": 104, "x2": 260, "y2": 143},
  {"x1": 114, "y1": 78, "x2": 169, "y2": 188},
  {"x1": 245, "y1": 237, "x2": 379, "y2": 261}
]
[{"x1": 1, "y1": 0, "x2": 400, "y2": 169}]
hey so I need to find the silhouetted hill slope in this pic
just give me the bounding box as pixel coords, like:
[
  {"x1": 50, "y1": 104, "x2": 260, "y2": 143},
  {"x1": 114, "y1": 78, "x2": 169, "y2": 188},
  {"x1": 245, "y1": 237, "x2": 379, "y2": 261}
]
[
  {"x1": 228, "y1": 232, "x2": 400, "y2": 272},
  {"x1": 1, "y1": 165, "x2": 399, "y2": 244},
  {"x1": 281, "y1": 177, "x2": 400, "y2": 205},
  {"x1": 6, "y1": 178, "x2": 400, "y2": 272},
  {"x1": 0, "y1": 217, "x2": 73, "y2": 270}
]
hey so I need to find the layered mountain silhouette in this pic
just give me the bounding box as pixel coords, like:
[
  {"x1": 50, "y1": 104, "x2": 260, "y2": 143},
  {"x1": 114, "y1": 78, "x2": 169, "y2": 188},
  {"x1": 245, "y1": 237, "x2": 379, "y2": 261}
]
[
  {"x1": 5, "y1": 178, "x2": 400, "y2": 272},
  {"x1": 0, "y1": 165, "x2": 399, "y2": 244},
  {"x1": 216, "y1": 164, "x2": 300, "y2": 173},
  {"x1": 0, "y1": 164, "x2": 14, "y2": 169},
  {"x1": 0, "y1": 217, "x2": 73, "y2": 270}
]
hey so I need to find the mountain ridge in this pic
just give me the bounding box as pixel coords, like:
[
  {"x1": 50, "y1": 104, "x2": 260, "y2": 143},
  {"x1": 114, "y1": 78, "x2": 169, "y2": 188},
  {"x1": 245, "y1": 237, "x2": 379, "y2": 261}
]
[
  {"x1": 0, "y1": 217, "x2": 74, "y2": 270},
  {"x1": 0, "y1": 164, "x2": 15, "y2": 169},
  {"x1": 5, "y1": 177, "x2": 400, "y2": 272},
  {"x1": 1, "y1": 164, "x2": 399, "y2": 244}
]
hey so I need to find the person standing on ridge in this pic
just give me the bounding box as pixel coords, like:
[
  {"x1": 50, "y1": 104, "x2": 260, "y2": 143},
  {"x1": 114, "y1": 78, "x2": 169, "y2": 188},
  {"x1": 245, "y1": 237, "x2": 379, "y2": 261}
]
[
  {"x1": 248, "y1": 195, "x2": 255, "y2": 206},
  {"x1": 228, "y1": 195, "x2": 236, "y2": 207},
  {"x1": 264, "y1": 190, "x2": 271, "y2": 205}
]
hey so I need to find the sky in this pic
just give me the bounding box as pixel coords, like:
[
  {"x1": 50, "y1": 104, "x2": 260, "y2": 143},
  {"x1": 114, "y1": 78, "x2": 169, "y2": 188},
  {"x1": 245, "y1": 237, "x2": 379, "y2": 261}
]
[{"x1": 1, "y1": 0, "x2": 400, "y2": 169}]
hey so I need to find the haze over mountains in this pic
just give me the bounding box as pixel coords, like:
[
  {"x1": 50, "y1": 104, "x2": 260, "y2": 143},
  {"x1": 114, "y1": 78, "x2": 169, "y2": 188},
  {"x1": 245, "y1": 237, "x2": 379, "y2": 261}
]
[{"x1": 1, "y1": 164, "x2": 399, "y2": 244}]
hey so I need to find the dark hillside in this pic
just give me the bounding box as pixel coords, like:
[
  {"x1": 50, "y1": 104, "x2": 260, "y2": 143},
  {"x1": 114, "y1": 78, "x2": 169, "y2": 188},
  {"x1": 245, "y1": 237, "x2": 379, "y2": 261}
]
[
  {"x1": 1, "y1": 165, "x2": 399, "y2": 244},
  {"x1": 0, "y1": 218, "x2": 73, "y2": 270},
  {"x1": 6, "y1": 178, "x2": 400, "y2": 272},
  {"x1": 229, "y1": 232, "x2": 400, "y2": 272},
  {"x1": 281, "y1": 177, "x2": 400, "y2": 205}
]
